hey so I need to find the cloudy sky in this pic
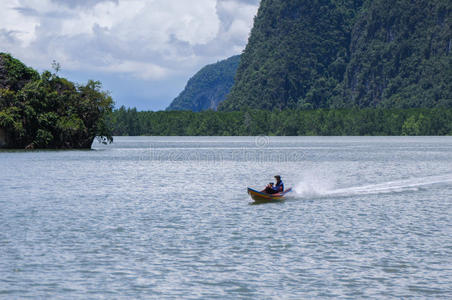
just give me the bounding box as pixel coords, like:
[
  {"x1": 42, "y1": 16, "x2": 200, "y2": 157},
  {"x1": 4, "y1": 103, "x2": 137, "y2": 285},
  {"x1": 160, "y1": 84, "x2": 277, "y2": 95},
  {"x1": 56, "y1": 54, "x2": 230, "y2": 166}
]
[{"x1": 0, "y1": 0, "x2": 260, "y2": 110}]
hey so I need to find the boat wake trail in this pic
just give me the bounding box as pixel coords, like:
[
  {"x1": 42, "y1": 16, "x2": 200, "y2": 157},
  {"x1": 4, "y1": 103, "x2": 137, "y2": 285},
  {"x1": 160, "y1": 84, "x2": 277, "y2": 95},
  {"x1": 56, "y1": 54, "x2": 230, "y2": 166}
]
[{"x1": 294, "y1": 174, "x2": 452, "y2": 199}]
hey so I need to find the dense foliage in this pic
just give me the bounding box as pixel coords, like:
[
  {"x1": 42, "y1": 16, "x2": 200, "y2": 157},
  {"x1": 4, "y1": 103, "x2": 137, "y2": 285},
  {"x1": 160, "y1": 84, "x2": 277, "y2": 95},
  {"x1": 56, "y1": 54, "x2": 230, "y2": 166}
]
[
  {"x1": 342, "y1": 0, "x2": 452, "y2": 108},
  {"x1": 109, "y1": 107, "x2": 452, "y2": 136},
  {"x1": 0, "y1": 53, "x2": 114, "y2": 149},
  {"x1": 220, "y1": 0, "x2": 451, "y2": 111},
  {"x1": 0, "y1": 53, "x2": 40, "y2": 91},
  {"x1": 166, "y1": 55, "x2": 240, "y2": 111}
]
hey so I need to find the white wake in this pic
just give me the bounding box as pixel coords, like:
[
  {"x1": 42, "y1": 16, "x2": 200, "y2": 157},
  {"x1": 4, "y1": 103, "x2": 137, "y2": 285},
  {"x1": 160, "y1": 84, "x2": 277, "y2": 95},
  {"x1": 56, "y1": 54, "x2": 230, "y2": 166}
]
[{"x1": 294, "y1": 174, "x2": 452, "y2": 198}]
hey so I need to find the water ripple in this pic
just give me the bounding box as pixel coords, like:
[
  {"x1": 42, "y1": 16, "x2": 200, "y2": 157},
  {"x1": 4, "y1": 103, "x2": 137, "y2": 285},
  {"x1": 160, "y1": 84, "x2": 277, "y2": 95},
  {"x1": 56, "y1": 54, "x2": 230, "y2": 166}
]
[{"x1": 0, "y1": 137, "x2": 451, "y2": 298}]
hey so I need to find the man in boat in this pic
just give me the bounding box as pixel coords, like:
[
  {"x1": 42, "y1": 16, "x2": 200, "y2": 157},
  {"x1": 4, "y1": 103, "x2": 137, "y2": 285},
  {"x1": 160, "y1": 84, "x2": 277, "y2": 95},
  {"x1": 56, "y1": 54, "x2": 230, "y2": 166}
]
[
  {"x1": 274, "y1": 175, "x2": 284, "y2": 192},
  {"x1": 264, "y1": 175, "x2": 284, "y2": 194}
]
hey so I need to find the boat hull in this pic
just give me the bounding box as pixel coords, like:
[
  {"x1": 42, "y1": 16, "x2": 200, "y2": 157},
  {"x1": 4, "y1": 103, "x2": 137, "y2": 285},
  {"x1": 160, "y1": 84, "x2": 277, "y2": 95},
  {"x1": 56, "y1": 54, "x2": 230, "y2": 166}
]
[{"x1": 247, "y1": 187, "x2": 292, "y2": 202}]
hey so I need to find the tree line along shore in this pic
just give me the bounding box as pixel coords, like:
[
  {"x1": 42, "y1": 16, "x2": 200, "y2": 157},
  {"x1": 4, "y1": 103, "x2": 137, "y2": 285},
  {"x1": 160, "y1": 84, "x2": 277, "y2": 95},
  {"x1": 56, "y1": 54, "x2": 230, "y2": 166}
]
[{"x1": 109, "y1": 107, "x2": 452, "y2": 136}]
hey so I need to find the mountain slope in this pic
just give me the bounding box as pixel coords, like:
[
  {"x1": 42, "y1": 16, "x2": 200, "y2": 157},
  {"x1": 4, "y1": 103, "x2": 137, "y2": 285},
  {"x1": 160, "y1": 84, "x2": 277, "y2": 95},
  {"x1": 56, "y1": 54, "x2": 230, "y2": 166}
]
[
  {"x1": 220, "y1": 0, "x2": 365, "y2": 110},
  {"x1": 219, "y1": 0, "x2": 451, "y2": 111},
  {"x1": 166, "y1": 55, "x2": 240, "y2": 111},
  {"x1": 342, "y1": 0, "x2": 452, "y2": 108}
]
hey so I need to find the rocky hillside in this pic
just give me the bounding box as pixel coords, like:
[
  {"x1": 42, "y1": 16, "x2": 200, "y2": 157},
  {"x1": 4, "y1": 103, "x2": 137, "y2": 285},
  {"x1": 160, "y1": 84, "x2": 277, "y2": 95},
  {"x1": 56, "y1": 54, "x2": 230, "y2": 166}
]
[{"x1": 219, "y1": 0, "x2": 451, "y2": 110}]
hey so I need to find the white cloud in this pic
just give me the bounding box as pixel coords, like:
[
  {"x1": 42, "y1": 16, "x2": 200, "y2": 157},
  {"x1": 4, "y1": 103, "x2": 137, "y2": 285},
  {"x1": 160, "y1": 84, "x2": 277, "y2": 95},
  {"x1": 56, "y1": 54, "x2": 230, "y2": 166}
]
[
  {"x1": 0, "y1": 0, "x2": 259, "y2": 108},
  {"x1": 100, "y1": 59, "x2": 170, "y2": 80},
  {"x1": 0, "y1": 0, "x2": 39, "y2": 46}
]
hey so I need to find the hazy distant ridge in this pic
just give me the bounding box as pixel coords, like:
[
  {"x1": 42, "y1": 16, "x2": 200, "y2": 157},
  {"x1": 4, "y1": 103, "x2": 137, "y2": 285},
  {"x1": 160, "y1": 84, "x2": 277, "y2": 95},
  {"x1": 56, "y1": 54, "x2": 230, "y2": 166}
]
[{"x1": 166, "y1": 55, "x2": 240, "y2": 112}]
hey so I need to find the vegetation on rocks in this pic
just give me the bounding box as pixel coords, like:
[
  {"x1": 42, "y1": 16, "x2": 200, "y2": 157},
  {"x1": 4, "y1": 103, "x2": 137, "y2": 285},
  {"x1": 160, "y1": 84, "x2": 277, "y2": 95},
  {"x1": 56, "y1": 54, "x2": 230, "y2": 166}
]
[
  {"x1": 0, "y1": 53, "x2": 113, "y2": 149},
  {"x1": 219, "y1": 0, "x2": 451, "y2": 111}
]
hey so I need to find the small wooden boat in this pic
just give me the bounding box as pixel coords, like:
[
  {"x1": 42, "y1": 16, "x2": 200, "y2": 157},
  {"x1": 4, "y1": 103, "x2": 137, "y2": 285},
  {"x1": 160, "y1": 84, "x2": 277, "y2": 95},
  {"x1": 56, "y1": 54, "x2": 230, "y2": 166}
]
[{"x1": 247, "y1": 187, "x2": 292, "y2": 202}]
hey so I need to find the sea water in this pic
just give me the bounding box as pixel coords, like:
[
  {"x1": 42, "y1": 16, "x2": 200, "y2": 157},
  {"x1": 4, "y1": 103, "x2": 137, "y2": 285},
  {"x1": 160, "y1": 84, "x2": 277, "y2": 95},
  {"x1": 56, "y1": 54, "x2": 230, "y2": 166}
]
[{"x1": 0, "y1": 136, "x2": 451, "y2": 298}]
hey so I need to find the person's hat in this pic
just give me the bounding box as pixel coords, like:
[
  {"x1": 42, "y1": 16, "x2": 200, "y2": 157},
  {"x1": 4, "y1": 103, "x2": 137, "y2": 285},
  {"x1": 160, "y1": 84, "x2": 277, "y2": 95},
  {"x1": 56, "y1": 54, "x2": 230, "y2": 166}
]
[{"x1": 274, "y1": 175, "x2": 281, "y2": 179}]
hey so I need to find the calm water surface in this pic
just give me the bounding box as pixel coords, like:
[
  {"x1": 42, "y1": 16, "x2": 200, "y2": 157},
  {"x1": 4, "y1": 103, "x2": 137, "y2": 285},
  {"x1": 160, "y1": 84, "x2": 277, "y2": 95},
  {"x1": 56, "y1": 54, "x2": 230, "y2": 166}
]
[{"x1": 1, "y1": 136, "x2": 451, "y2": 298}]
